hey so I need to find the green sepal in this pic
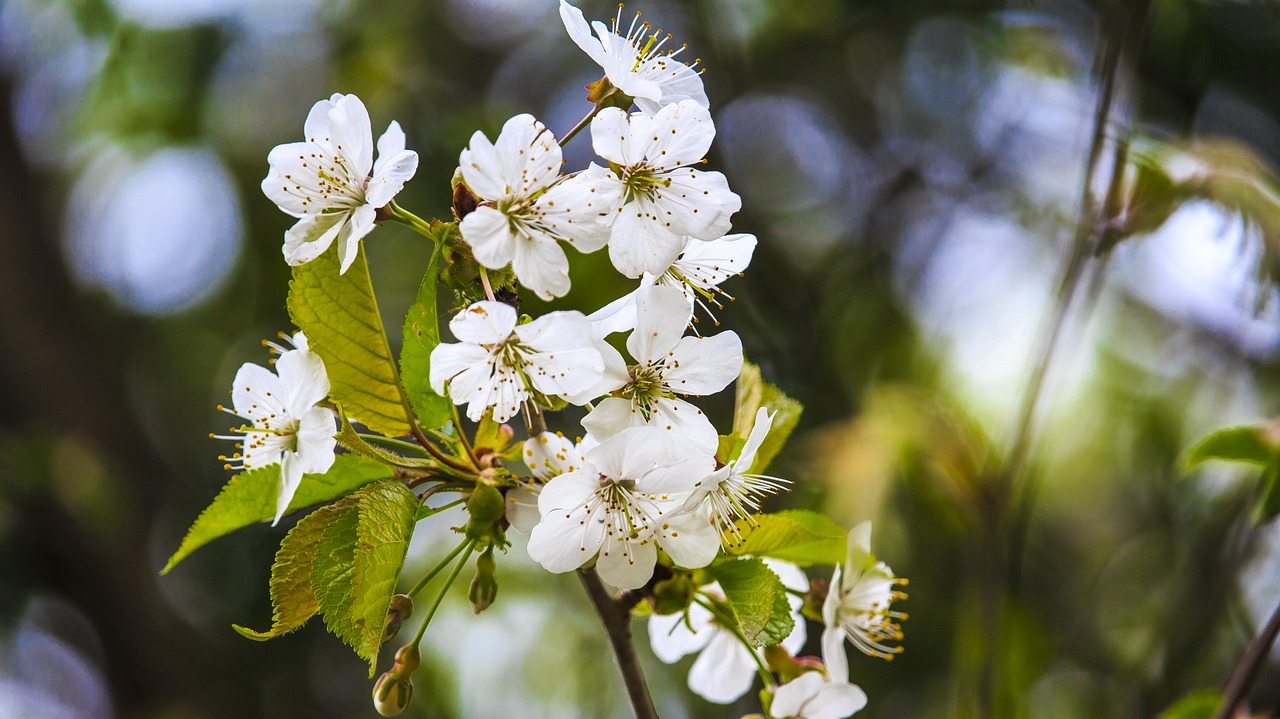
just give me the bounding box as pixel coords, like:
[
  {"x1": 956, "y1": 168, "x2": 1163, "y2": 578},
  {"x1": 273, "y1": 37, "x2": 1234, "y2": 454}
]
[{"x1": 162, "y1": 454, "x2": 393, "y2": 574}]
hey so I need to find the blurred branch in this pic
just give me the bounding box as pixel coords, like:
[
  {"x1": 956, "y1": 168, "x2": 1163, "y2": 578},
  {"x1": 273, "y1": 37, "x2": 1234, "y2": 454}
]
[
  {"x1": 577, "y1": 569, "x2": 659, "y2": 719},
  {"x1": 1217, "y1": 598, "x2": 1280, "y2": 719}
]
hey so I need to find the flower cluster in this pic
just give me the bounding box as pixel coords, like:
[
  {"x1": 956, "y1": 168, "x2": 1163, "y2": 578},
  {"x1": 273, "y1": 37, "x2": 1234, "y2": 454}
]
[{"x1": 185, "y1": 4, "x2": 908, "y2": 719}]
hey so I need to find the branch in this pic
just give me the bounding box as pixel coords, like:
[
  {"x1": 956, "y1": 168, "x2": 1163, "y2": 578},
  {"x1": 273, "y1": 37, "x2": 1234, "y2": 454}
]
[
  {"x1": 578, "y1": 569, "x2": 660, "y2": 719},
  {"x1": 1216, "y1": 598, "x2": 1280, "y2": 719}
]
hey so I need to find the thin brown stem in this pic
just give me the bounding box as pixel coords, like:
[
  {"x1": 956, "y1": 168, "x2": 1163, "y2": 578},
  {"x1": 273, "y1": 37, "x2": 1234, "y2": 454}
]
[
  {"x1": 578, "y1": 569, "x2": 659, "y2": 719},
  {"x1": 560, "y1": 104, "x2": 602, "y2": 147},
  {"x1": 1216, "y1": 598, "x2": 1280, "y2": 719}
]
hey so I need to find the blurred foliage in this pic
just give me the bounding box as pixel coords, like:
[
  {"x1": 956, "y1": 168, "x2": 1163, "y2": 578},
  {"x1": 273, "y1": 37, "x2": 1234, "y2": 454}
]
[{"x1": 6, "y1": 0, "x2": 1280, "y2": 717}]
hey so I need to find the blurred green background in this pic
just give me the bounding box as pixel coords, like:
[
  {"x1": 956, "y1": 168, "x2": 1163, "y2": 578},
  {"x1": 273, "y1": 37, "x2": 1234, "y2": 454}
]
[{"x1": 4, "y1": 0, "x2": 1280, "y2": 717}]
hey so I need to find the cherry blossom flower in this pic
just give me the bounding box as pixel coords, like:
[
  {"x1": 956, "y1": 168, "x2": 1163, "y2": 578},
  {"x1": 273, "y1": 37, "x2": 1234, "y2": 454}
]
[
  {"x1": 589, "y1": 101, "x2": 742, "y2": 277},
  {"x1": 458, "y1": 114, "x2": 615, "y2": 299},
  {"x1": 262, "y1": 93, "x2": 418, "y2": 273},
  {"x1": 526, "y1": 427, "x2": 719, "y2": 589},
  {"x1": 509, "y1": 432, "x2": 590, "y2": 533},
  {"x1": 558, "y1": 0, "x2": 707, "y2": 116},
  {"x1": 589, "y1": 232, "x2": 757, "y2": 336},
  {"x1": 685, "y1": 407, "x2": 791, "y2": 545},
  {"x1": 217, "y1": 333, "x2": 336, "y2": 524},
  {"x1": 430, "y1": 301, "x2": 604, "y2": 424},
  {"x1": 821, "y1": 522, "x2": 908, "y2": 681},
  {"x1": 769, "y1": 668, "x2": 868, "y2": 719},
  {"x1": 647, "y1": 560, "x2": 807, "y2": 704},
  {"x1": 581, "y1": 284, "x2": 742, "y2": 455}
]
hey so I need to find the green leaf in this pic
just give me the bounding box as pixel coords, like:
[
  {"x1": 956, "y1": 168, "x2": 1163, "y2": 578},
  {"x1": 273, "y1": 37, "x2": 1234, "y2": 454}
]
[
  {"x1": 727, "y1": 509, "x2": 848, "y2": 567},
  {"x1": 709, "y1": 557, "x2": 794, "y2": 647},
  {"x1": 732, "y1": 361, "x2": 803, "y2": 473},
  {"x1": 1182, "y1": 425, "x2": 1277, "y2": 471},
  {"x1": 1157, "y1": 690, "x2": 1221, "y2": 719},
  {"x1": 162, "y1": 454, "x2": 393, "y2": 574},
  {"x1": 232, "y1": 502, "x2": 344, "y2": 640},
  {"x1": 400, "y1": 242, "x2": 453, "y2": 432},
  {"x1": 313, "y1": 495, "x2": 362, "y2": 651},
  {"x1": 349, "y1": 480, "x2": 420, "y2": 676},
  {"x1": 288, "y1": 242, "x2": 413, "y2": 438}
]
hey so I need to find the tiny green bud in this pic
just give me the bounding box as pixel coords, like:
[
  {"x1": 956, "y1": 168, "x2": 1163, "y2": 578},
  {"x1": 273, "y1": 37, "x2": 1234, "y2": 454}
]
[
  {"x1": 651, "y1": 574, "x2": 694, "y2": 616},
  {"x1": 465, "y1": 483, "x2": 505, "y2": 541},
  {"x1": 372, "y1": 671, "x2": 414, "y2": 717},
  {"x1": 381, "y1": 594, "x2": 414, "y2": 646},
  {"x1": 393, "y1": 643, "x2": 421, "y2": 674},
  {"x1": 468, "y1": 546, "x2": 499, "y2": 615},
  {"x1": 585, "y1": 76, "x2": 634, "y2": 110}
]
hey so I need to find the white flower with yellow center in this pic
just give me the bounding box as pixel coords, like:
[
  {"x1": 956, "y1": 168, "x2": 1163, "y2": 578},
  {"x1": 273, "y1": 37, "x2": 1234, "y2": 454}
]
[
  {"x1": 821, "y1": 522, "x2": 908, "y2": 678},
  {"x1": 526, "y1": 427, "x2": 719, "y2": 589},
  {"x1": 429, "y1": 301, "x2": 604, "y2": 423},
  {"x1": 217, "y1": 333, "x2": 336, "y2": 524},
  {"x1": 559, "y1": 0, "x2": 707, "y2": 117},
  {"x1": 458, "y1": 113, "x2": 615, "y2": 299},
  {"x1": 684, "y1": 407, "x2": 791, "y2": 546},
  {"x1": 508, "y1": 432, "x2": 590, "y2": 533},
  {"x1": 262, "y1": 93, "x2": 418, "y2": 273},
  {"x1": 588, "y1": 101, "x2": 742, "y2": 278},
  {"x1": 581, "y1": 284, "x2": 742, "y2": 455},
  {"x1": 589, "y1": 232, "x2": 757, "y2": 335}
]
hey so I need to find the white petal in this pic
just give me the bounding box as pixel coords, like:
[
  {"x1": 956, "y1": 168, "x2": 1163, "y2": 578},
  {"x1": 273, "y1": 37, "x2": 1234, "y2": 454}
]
[
  {"x1": 337, "y1": 204, "x2": 376, "y2": 274},
  {"x1": 607, "y1": 197, "x2": 686, "y2": 277},
  {"x1": 328, "y1": 93, "x2": 374, "y2": 179},
  {"x1": 804, "y1": 682, "x2": 868, "y2": 719},
  {"x1": 634, "y1": 58, "x2": 708, "y2": 116},
  {"x1": 596, "y1": 534, "x2": 656, "y2": 589},
  {"x1": 494, "y1": 113, "x2": 561, "y2": 197},
  {"x1": 510, "y1": 231, "x2": 572, "y2": 300},
  {"x1": 506, "y1": 482, "x2": 542, "y2": 533},
  {"x1": 461, "y1": 205, "x2": 520, "y2": 271},
  {"x1": 295, "y1": 406, "x2": 338, "y2": 475},
  {"x1": 626, "y1": 284, "x2": 692, "y2": 363},
  {"x1": 821, "y1": 625, "x2": 849, "y2": 685},
  {"x1": 536, "y1": 171, "x2": 617, "y2": 252},
  {"x1": 522, "y1": 344, "x2": 604, "y2": 400},
  {"x1": 273, "y1": 452, "x2": 305, "y2": 526},
  {"x1": 687, "y1": 632, "x2": 757, "y2": 704},
  {"x1": 647, "y1": 606, "x2": 713, "y2": 663},
  {"x1": 645, "y1": 100, "x2": 714, "y2": 170},
  {"x1": 656, "y1": 507, "x2": 720, "y2": 569},
  {"x1": 581, "y1": 397, "x2": 647, "y2": 443},
  {"x1": 675, "y1": 233, "x2": 757, "y2": 290},
  {"x1": 823, "y1": 565, "x2": 843, "y2": 626},
  {"x1": 275, "y1": 347, "x2": 331, "y2": 416},
  {"x1": 283, "y1": 212, "x2": 347, "y2": 267},
  {"x1": 303, "y1": 96, "x2": 336, "y2": 143},
  {"x1": 429, "y1": 342, "x2": 491, "y2": 396},
  {"x1": 771, "y1": 673, "x2": 825, "y2": 719},
  {"x1": 665, "y1": 330, "x2": 743, "y2": 396},
  {"x1": 372, "y1": 120, "x2": 407, "y2": 175},
  {"x1": 459, "y1": 129, "x2": 509, "y2": 201},
  {"x1": 844, "y1": 522, "x2": 873, "y2": 579},
  {"x1": 648, "y1": 397, "x2": 720, "y2": 456},
  {"x1": 262, "y1": 141, "x2": 326, "y2": 217},
  {"x1": 559, "y1": 1, "x2": 609, "y2": 67},
  {"x1": 366, "y1": 147, "x2": 418, "y2": 208},
  {"x1": 639, "y1": 455, "x2": 715, "y2": 496},
  {"x1": 588, "y1": 288, "x2": 640, "y2": 336},
  {"x1": 231, "y1": 362, "x2": 287, "y2": 422},
  {"x1": 449, "y1": 301, "x2": 518, "y2": 344},
  {"x1": 737, "y1": 408, "x2": 776, "y2": 474},
  {"x1": 582, "y1": 426, "x2": 659, "y2": 479},
  {"x1": 590, "y1": 107, "x2": 635, "y2": 166},
  {"x1": 522, "y1": 432, "x2": 586, "y2": 480},
  {"x1": 652, "y1": 168, "x2": 741, "y2": 240}
]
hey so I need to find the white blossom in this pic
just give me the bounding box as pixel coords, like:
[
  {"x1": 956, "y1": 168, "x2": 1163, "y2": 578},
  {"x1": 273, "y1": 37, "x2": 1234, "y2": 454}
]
[
  {"x1": 648, "y1": 560, "x2": 807, "y2": 704},
  {"x1": 588, "y1": 101, "x2": 742, "y2": 277},
  {"x1": 526, "y1": 427, "x2": 719, "y2": 589},
  {"x1": 262, "y1": 93, "x2": 418, "y2": 273},
  {"x1": 821, "y1": 522, "x2": 907, "y2": 682},
  {"x1": 769, "y1": 670, "x2": 867, "y2": 719},
  {"x1": 430, "y1": 301, "x2": 604, "y2": 423},
  {"x1": 581, "y1": 284, "x2": 742, "y2": 455},
  {"x1": 589, "y1": 232, "x2": 757, "y2": 336},
  {"x1": 458, "y1": 114, "x2": 615, "y2": 299},
  {"x1": 558, "y1": 0, "x2": 707, "y2": 117},
  {"x1": 217, "y1": 333, "x2": 336, "y2": 524},
  {"x1": 509, "y1": 432, "x2": 590, "y2": 533},
  {"x1": 685, "y1": 407, "x2": 791, "y2": 545}
]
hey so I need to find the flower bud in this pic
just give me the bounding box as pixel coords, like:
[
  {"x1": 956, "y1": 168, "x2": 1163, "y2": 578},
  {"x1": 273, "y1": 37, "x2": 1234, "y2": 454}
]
[
  {"x1": 468, "y1": 546, "x2": 499, "y2": 615},
  {"x1": 393, "y1": 643, "x2": 421, "y2": 674},
  {"x1": 650, "y1": 574, "x2": 694, "y2": 616},
  {"x1": 801, "y1": 578, "x2": 829, "y2": 622},
  {"x1": 381, "y1": 594, "x2": 414, "y2": 646},
  {"x1": 452, "y1": 177, "x2": 478, "y2": 220},
  {"x1": 372, "y1": 671, "x2": 414, "y2": 717},
  {"x1": 465, "y1": 483, "x2": 505, "y2": 541}
]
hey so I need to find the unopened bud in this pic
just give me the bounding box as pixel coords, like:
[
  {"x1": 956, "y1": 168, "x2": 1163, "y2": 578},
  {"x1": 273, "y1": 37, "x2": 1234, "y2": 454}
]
[
  {"x1": 452, "y1": 178, "x2": 478, "y2": 220},
  {"x1": 465, "y1": 483, "x2": 505, "y2": 541},
  {"x1": 381, "y1": 594, "x2": 414, "y2": 645},
  {"x1": 372, "y1": 671, "x2": 414, "y2": 717},
  {"x1": 393, "y1": 643, "x2": 421, "y2": 674},
  {"x1": 469, "y1": 547, "x2": 499, "y2": 614}
]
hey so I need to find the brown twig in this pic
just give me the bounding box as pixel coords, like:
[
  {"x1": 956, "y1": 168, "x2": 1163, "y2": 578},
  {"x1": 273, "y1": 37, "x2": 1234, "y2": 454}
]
[
  {"x1": 578, "y1": 569, "x2": 660, "y2": 719},
  {"x1": 1216, "y1": 598, "x2": 1280, "y2": 719}
]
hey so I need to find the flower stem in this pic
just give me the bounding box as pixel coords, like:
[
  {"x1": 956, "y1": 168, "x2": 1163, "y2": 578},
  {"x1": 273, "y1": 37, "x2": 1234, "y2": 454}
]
[
  {"x1": 1216, "y1": 598, "x2": 1280, "y2": 719},
  {"x1": 478, "y1": 267, "x2": 497, "y2": 302},
  {"x1": 386, "y1": 201, "x2": 438, "y2": 241},
  {"x1": 577, "y1": 569, "x2": 659, "y2": 719},
  {"x1": 560, "y1": 104, "x2": 603, "y2": 147},
  {"x1": 407, "y1": 537, "x2": 471, "y2": 600},
  {"x1": 410, "y1": 541, "x2": 475, "y2": 648}
]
